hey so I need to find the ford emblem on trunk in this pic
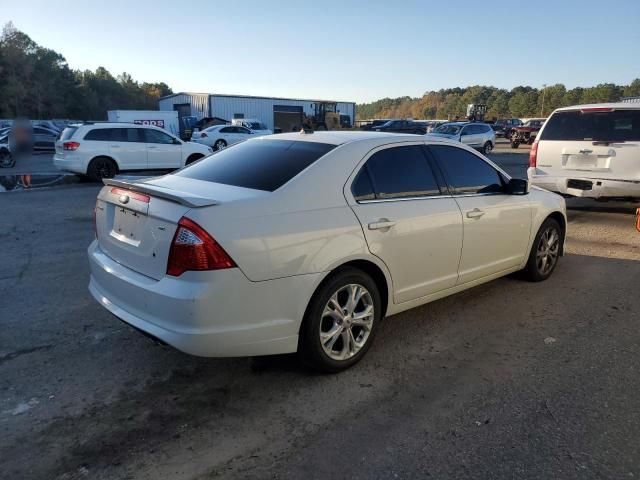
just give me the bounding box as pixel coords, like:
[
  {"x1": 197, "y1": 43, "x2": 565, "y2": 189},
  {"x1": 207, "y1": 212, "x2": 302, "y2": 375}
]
[{"x1": 119, "y1": 195, "x2": 130, "y2": 204}]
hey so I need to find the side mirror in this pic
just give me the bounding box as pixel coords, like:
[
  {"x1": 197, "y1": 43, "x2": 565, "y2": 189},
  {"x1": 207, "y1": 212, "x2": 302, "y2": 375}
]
[{"x1": 507, "y1": 178, "x2": 529, "y2": 195}]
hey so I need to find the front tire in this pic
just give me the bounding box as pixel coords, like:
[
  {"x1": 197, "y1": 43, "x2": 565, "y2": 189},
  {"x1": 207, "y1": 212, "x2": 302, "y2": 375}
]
[
  {"x1": 0, "y1": 149, "x2": 15, "y2": 168},
  {"x1": 87, "y1": 156, "x2": 117, "y2": 181},
  {"x1": 185, "y1": 153, "x2": 204, "y2": 165},
  {"x1": 523, "y1": 218, "x2": 562, "y2": 282},
  {"x1": 299, "y1": 267, "x2": 382, "y2": 373},
  {"x1": 482, "y1": 141, "x2": 493, "y2": 154}
]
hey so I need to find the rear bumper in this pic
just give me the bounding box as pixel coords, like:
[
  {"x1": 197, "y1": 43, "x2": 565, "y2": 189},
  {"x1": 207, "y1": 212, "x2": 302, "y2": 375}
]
[
  {"x1": 53, "y1": 152, "x2": 86, "y2": 175},
  {"x1": 88, "y1": 240, "x2": 324, "y2": 357},
  {"x1": 528, "y1": 168, "x2": 640, "y2": 199}
]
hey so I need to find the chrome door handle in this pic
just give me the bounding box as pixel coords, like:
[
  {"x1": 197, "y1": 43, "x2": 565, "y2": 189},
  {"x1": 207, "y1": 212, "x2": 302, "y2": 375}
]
[
  {"x1": 466, "y1": 208, "x2": 485, "y2": 219},
  {"x1": 579, "y1": 149, "x2": 593, "y2": 154},
  {"x1": 368, "y1": 219, "x2": 396, "y2": 230},
  {"x1": 148, "y1": 146, "x2": 158, "y2": 149},
  {"x1": 110, "y1": 145, "x2": 120, "y2": 148}
]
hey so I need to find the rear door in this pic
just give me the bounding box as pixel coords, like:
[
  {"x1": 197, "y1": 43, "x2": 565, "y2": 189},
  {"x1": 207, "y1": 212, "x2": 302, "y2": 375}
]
[
  {"x1": 460, "y1": 125, "x2": 481, "y2": 147},
  {"x1": 428, "y1": 144, "x2": 532, "y2": 284},
  {"x1": 536, "y1": 108, "x2": 640, "y2": 181},
  {"x1": 143, "y1": 128, "x2": 182, "y2": 169},
  {"x1": 347, "y1": 143, "x2": 463, "y2": 303},
  {"x1": 109, "y1": 128, "x2": 148, "y2": 170}
]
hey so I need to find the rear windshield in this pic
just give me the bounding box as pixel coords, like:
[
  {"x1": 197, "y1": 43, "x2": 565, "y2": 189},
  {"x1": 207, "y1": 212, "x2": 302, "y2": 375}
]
[
  {"x1": 60, "y1": 127, "x2": 78, "y2": 141},
  {"x1": 175, "y1": 139, "x2": 336, "y2": 191},
  {"x1": 540, "y1": 109, "x2": 640, "y2": 142}
]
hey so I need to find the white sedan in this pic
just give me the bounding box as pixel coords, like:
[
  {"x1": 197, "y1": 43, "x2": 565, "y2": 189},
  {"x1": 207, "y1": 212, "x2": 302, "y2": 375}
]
[
  {"x1": 191, "y1": 124, "x2": 255, "y2": 151},
  {"x1": 88, "y1": 132, "x2": 566, "y2": 372}
]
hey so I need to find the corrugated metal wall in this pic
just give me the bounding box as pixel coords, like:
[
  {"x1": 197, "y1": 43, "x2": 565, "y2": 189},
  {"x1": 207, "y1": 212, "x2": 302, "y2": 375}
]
[
  {"x1": 159, "y1": 94, "x2": 356, "y2": 129},
  {"x1": 210, "y1": 95, "x2": 356, "y2": 131},
  {"x1": 158, "y1": 93, "x2": 210, "y2": 119}
]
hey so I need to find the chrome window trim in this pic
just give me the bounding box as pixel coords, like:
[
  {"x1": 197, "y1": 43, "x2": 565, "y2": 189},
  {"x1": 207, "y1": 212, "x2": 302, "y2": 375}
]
[{"x1": 356, "y1": 191, "x2": 506, "y2": 204}]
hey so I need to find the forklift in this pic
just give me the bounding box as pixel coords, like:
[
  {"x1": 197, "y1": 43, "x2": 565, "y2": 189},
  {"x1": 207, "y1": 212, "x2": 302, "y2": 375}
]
[
  {"x1": 302, "y1": 102, "x2": 341, "y2": 131},
  {"x1": 466, "y1": 103, "x2": 487, "y2": 122}
]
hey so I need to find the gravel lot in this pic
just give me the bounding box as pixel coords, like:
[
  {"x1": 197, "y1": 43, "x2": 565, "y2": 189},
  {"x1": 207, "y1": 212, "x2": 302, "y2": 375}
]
[{"x1": 1, "y1": 148, "x2": 639, "y2": 479}]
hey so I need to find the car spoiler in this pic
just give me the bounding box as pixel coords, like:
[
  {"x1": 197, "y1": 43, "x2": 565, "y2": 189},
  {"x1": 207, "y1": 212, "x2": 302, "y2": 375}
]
[{"x1": 103, "y1": 178, "x2": 219, "y2": 208}]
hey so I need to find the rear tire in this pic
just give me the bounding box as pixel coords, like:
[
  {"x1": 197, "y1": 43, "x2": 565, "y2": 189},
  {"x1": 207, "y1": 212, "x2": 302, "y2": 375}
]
[
  {"x1": 299, "y1": 267, "x2": 382, "y2": 373},
  {"x1": 87, "y1": 156, "x2": 117, "y2": 181},
  {"x1": 214, "y1": 139, "x2": 227, "y2": 151},
  {"x1": 523, "y1": 218, "x2": 562, "y2": 282}
]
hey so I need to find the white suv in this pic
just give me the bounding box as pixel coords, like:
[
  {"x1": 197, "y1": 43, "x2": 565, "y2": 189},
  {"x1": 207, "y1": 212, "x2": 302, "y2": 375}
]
[
  {"x1": 529, "y1": 103, "x2": 640, "y2": 200},
  {"x1": 54, "y1": 123, "x2": 212, "y2": 180}
]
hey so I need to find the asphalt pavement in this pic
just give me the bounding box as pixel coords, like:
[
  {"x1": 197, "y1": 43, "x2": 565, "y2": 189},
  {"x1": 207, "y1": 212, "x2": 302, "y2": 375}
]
[{"x1": 1, "y1": 147, "x2": 639, "y2": 479}]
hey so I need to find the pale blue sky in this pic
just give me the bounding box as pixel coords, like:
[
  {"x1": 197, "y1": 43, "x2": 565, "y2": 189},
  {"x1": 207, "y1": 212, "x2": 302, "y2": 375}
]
[{"x1": 5, "y1": 0, "x2": 640, "y2": 102}]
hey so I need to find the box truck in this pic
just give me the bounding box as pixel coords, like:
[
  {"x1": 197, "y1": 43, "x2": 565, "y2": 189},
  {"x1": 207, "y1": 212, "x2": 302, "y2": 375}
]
[{"x1": 107, "y1": 110, "x2": 179, "y2": 137}]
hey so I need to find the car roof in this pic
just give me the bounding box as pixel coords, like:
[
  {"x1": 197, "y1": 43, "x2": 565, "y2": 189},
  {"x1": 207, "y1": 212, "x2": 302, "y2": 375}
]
[
  {"x1": 554, "y1": 102, "x2": 640, "y2": 112},
  {"x1": 76, "y1": 122, "x2": 166, "y2": 130},
  {"x1": 256, "y1": 130, "x2": 425, "y2": 146}
]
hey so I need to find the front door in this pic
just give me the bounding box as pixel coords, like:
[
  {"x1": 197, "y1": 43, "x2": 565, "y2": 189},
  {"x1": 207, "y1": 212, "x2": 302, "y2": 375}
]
[
  {"x1": 142, "y1": 128, "x2": 182, "y2": 169},
  {"x1": 347, "y1": 143, "x2": 463, "y2": 304},
  {"x1": 428, "y1": 144, "x2": 532, "y2": 284}
]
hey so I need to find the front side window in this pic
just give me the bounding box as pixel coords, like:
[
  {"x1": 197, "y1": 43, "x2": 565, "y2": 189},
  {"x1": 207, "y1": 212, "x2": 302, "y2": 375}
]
[
  {"x1": 428, "y1": 144, "x2": 504, "y2": 195},
  {"x1": 219, "y1": 127, "x2": 234, "y2": 134},
  {"x1": 144, "y1": 129, "x2": 175, "y2": 144},
  {"x1": 358, "y1": 145, "x2": 441, "y2": 200}
]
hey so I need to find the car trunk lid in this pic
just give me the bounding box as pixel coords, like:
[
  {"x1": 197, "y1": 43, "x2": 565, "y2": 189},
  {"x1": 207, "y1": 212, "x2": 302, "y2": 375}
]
[{"x1": 96, "y1": 176, "x2": 265, "y2": 280}]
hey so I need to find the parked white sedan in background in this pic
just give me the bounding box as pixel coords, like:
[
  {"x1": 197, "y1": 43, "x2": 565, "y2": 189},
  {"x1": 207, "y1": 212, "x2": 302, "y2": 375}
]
[
  {"x1": 54, "y1": 122, "x2": 212, "y2": 180},
  {"x1": 191, "y1": 124, "x2": 255, "y2": 151},
  {"x1": 89, "y1": 132, "x2": 566, "y2": 372}
]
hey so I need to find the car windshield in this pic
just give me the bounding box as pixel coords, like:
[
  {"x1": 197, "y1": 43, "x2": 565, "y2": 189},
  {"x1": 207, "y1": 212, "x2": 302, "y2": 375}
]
[
  {"x1": 247, "y1": 122, "x2": 267, "y2": 130},
  {"x1": 434, "y1": 124, "x2": 461, "y2": 135}
]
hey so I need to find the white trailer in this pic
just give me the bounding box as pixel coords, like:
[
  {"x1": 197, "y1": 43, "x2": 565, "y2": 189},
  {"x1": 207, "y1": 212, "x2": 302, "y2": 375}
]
[{"x1": 107, "y1": 110, "x2": 180, "y2": 137}]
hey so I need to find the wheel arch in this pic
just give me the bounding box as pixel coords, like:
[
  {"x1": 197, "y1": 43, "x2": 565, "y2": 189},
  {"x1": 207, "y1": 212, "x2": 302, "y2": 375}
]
[
  {"x1": 186, "y1": 152, "x2": 205, "y2": 165},
  {"x1": 546, "y1": 211, "x2": 566, "y2": 255},
  {"x1": 307, "y1": 257, "x2": 393, "y2": 320}
]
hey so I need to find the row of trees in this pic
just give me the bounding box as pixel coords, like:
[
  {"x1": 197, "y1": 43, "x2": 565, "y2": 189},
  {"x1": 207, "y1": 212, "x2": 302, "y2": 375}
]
[
  {"x1": 0, "y1": 22, "x2": 172, "y2": 120},
  {"x1": 357, "y1": 81, "x2": 640, "y2": 120}
]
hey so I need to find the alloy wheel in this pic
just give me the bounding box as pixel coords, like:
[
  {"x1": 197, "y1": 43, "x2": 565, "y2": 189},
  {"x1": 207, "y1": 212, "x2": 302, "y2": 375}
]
[
  {"x1": 319, "y1": 284, "x2": 374, "y2": 361},
  {"x1": 536, "y1": 227, "x2": 560, "y2": 275}
]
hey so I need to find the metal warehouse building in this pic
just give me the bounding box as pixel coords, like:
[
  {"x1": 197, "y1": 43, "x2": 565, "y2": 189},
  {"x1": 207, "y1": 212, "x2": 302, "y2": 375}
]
[{"x1": 158, "y1": 92, "x2": 356, "y2": 133}]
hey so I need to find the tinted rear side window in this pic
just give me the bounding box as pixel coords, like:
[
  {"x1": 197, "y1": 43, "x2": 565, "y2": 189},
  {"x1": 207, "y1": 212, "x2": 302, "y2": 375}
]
[
  {"x1": 429, "y1": 145, "x2": 504, "y2": 195},
  {"x1": 363, "y1": 145, "x2": 441, "y2": 199},
  {"x1": 84, "y1": 128, "x2": 113, "y2": 141},
  {"x1": 60, "y1": 127, "x2": 78, "y2": 141},
  {"x1": 176, "y1": 140, "x2": 335, "y2": 191},
  {"x1": 540, "y1": 109, "x2": 640, "y2": 141}
]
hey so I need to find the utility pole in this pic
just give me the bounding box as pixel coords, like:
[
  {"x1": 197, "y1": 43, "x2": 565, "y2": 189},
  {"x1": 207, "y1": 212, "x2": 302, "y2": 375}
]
[{"x1": 541, "y1": 84, "x2": 547, "y2": 117}]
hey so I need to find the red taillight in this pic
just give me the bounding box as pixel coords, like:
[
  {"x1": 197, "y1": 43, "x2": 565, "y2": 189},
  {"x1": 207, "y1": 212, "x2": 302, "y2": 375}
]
[
  {"x1": 63, "y1": 141, "x2": 80, "y2": 151},
  {"x1": 199, "y1": 132, "x2": 208, "y2": 138},
  {"x1": 529, "y1": 142, "x2": 538, "y2": 168},
  {"x1": 167, "y1": 217, "x2": 236, "y2": 276},
  {"x1": 580, "y1": 107, "x2": 614, "y2": 113}
]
